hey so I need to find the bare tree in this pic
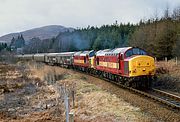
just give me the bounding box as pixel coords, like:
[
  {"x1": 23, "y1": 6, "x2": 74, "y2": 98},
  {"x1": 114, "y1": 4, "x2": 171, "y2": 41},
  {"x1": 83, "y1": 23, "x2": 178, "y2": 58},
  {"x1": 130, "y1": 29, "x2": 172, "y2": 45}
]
[
  {"x1": 164, "y1": 4, "x2": 171, "y2": 19},
  {"x1": 172, "y1": 6, "x2": 180, "y2": 20}
]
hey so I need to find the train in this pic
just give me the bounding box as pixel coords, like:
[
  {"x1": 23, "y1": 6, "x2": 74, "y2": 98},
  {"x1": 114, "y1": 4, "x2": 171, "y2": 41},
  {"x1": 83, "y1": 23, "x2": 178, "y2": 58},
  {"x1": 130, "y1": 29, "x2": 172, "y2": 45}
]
[{"x1": 16, "y1": 47, "x2": 156, "y2": 89}]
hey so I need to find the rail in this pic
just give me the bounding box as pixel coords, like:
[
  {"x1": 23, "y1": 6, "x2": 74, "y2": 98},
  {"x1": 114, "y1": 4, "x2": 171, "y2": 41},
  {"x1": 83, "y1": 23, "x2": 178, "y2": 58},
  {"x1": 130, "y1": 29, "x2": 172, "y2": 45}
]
[{"x1": 152, "y1": 88, "x2": 180, "y2": 101}]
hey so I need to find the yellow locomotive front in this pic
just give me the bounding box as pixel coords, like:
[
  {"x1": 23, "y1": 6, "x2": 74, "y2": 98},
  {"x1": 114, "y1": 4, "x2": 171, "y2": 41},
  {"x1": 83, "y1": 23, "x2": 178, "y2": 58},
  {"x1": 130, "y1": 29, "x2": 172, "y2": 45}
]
[{"x1": 128, "y1": 55, "x2": 155, "y2": 77}]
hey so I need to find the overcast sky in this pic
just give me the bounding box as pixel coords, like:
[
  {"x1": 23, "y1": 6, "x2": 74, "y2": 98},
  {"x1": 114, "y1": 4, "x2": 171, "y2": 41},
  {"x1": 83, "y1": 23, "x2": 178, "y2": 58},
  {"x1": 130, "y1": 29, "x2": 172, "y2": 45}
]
[{"x1": 0, "y1": 0, "x2": 179, "y2": 36}]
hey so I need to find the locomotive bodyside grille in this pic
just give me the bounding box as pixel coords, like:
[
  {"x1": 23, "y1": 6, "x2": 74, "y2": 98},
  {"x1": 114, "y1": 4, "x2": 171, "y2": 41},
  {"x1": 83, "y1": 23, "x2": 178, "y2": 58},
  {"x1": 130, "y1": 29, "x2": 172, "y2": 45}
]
[{"x1": 124, "y1": 61, "x2": 129, "y2": 75}]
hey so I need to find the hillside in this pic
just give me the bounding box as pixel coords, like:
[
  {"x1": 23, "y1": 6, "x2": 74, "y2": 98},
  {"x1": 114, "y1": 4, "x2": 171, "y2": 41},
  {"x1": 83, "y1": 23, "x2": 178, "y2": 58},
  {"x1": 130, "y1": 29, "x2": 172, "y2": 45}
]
[{"x1": 0, "y1": 25, "x2": 74, "y2": 43}]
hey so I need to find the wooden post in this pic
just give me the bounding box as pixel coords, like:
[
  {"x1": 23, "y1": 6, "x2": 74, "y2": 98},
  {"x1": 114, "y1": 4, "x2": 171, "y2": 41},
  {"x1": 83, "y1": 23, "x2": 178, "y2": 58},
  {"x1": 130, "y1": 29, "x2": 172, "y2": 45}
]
[
  {"x1": 65, "y1": 96, "x2": 69, "y2": 122},
  {"x1": 175, "y1": 57, "x2": 178, "y2": 65},
  {"x1": 165, "y1": 57, "x2": 167, "y2": 62},
  {"x1": 69, "y1": 112, "x2": 74, "y2": 122},
  {"x1": 72, "y1": 90, "x2": 75, "y2": 108},
  {"x1": 154, "y1": 57, "x2": 157, "y2": 62},
  {"x1": 63, "y1": 85, "x2": 69, "y2": 122},
  {"x1": 36, "y1": 82, "x2": 39, "y2": 87}
]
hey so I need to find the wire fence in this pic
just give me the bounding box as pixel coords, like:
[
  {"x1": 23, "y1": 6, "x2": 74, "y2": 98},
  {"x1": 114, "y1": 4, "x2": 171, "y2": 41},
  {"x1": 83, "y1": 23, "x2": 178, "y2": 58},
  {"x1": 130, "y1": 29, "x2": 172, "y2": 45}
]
[
  {"x1": 43, "y1": 70, "x2": 75, "y2": 122},
  {"x1": 29, "y1": 62, "x2": 75, "y2": 122}
]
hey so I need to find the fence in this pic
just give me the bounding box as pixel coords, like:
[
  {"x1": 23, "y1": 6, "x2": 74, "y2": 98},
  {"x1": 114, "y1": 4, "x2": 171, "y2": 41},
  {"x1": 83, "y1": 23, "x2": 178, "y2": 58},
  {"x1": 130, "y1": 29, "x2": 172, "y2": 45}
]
[
  {"x1": 31, "y1": 62, "x2": 75, "y2": 122},
  {"x1": 43, "y1": 70, "x2": 75, "y2": 122},
  {"x1": 155, "y1": 57, "x2": 179, "y2": 65}
]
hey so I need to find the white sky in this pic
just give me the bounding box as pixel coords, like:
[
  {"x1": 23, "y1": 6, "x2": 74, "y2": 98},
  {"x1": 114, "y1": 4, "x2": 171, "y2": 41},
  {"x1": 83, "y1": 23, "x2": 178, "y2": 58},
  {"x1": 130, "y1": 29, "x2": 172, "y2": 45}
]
[{"x1": 0, "y1": 0, "x2": 179, "y2": 36}]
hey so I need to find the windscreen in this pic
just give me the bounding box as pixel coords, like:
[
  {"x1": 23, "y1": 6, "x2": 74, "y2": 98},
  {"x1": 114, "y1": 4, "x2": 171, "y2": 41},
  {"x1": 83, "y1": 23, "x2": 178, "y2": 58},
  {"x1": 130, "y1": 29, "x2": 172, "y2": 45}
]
[{"x1": 125, "y1": 48, "x2": 147, "y2": 58}]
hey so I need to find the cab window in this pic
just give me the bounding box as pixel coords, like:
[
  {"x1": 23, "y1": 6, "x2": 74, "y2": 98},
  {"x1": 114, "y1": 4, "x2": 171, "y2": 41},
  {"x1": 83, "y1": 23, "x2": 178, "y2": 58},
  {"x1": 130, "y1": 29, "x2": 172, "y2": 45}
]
[
  {"x1": 125, "y1": 48, "x2": 147, "y2": 58},
  {"x1": 89, "y1": 51, "x2": 95, "y2": 57}
]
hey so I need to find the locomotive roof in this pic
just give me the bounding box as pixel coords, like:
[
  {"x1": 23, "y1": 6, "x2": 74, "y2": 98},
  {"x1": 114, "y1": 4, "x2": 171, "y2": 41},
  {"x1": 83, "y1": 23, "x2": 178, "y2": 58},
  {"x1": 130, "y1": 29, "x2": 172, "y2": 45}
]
[
  {"x1": 111, "y1": 47, "x2": 132, "y2": 54},
  {"x1": 96, "y1": 49, "x2": 112, "y2": 56},
  {"x1": 74, "y1": 51, "x2": 82, "y2": 56},
  {"x1": 96, "y1": 47, "x2": 132, "y2": 56},
  {"x1": 74, "y1": 50, "x2": 94, "y2": 56}
]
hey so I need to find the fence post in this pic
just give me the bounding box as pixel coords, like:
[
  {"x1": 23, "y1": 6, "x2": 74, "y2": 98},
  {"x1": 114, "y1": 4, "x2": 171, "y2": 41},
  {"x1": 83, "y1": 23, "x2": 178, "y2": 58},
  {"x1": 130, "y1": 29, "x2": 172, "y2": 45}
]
[
  {"x1": 72, "y1": 90, "x2": 75, "y2": 108},
  {"x1": 165, "y1": 57, "x2": 167, "y2": 62},
  {"x1": 64, "y1": 95, "x2": 69, "y2": 122},
  {"x1": 175, "y1": 57, "x2": 178, "y2": 65},
  {"x1": 62, "y1": 84, "x2": 70, "y2": 122},
  {"x1": 69, "y1": 112, "x2": 74, "y2": 122},
  {"x1": 57, "y1": 84, "x2": 75, "y2": 122},
  {"x1": 154, "y1": 57, "x2": 157, "y2": 62}
]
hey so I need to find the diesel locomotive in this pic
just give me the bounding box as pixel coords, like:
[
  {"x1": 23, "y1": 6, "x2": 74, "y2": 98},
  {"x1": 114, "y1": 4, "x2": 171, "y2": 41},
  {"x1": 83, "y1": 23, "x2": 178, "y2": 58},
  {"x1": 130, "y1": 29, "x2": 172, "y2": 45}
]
[{"x1": 16, "y1": 47, "x2": 155, "y2": 89}]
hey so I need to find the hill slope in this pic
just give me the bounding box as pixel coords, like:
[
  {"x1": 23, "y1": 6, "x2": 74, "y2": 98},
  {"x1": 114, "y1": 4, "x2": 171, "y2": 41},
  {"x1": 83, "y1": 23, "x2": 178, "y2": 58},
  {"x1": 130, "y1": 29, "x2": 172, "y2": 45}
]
[{"x1": 0, "y1": 25, "x2": 74, "y2": 43}]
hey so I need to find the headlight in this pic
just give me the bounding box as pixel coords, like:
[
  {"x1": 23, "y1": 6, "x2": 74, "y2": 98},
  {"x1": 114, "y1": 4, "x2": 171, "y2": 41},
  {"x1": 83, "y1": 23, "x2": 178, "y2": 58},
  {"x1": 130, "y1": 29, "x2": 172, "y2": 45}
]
[
  {"x1": 132, "y1": 69, "x2": 136, "y2": 73},
  {"x1": 142, "y1": 68, "x2": 146, "y2": 71}
]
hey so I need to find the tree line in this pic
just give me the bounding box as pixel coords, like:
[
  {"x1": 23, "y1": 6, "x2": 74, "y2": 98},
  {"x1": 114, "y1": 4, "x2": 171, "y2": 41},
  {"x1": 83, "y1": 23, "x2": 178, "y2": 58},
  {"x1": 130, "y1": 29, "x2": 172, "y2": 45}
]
[
  {"x1": 6, "y1": 6, "x2": 180, "y2": 60},
  {"x1": 23, "y1": 23, "x2": 136, "y2": 53},
  {"x1": 129, "y1": 6, "x2": 180, "y2": 59},
  {"x1": 0, "y1": 43, "x2": 10, "y2": 52}
]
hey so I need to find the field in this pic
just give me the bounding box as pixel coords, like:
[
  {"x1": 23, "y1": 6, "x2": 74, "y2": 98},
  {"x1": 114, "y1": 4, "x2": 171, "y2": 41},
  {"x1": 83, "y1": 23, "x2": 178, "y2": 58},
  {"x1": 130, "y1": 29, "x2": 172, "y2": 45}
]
[{"x1": 0, "y1": 61, "x2": 179, "y2": 121}]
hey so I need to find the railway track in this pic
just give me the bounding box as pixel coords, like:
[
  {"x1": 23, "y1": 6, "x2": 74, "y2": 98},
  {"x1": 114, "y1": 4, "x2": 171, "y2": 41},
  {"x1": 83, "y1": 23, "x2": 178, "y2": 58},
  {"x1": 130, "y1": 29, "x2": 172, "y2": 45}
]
[
  {"x1": 74, "y1": 69, "x2": 180, "y2": 110},
  {"x1": 149, "y1": 88, "x2": 180, "y2": 108},
  {"x1": 107, "y1": 79, "x2": 180, "y2": 110},
  {"x1": 151, "y1": 88, "x2": 180, "y2": 101}
]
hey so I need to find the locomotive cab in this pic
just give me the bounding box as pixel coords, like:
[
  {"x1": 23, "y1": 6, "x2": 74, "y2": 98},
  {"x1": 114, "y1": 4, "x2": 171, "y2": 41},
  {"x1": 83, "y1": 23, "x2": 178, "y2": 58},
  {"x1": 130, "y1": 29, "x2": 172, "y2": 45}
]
[
  {"x1": 74, "y1": 50, "x2": 95, "y2": 69},
  {"x1": 123, "y1": 48, "x2": 155, "y2": 77},
  {"x1": 120, "y1": 47, "x2": 156, "y2": 88}
]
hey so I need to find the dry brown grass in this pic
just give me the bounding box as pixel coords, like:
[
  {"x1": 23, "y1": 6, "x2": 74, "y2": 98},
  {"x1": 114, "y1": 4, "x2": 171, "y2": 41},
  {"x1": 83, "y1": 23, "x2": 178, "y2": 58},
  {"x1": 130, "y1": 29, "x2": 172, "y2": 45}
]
[
  {"x1": 31, "y1": 62, "x2": 180, "y2": 122},
  {"x1": 59, "y1": 79, "x2": 151, "y2": 122},
  {"x1": 1, "y1": 62, "x2": 179, "y2": 122},
  {"x1": 155, "y1": 60, "x2": 180, "y2": 93},
  {"x1": 76, "y1": 71, "x2": 180, "y2": 122},
  {"x1": 0, "y1": 62, "x2": 65, "y2": 122},
  {"x1": 156, "y1": 60, "x2": 180, "y2": 77},
  {"x1": 28, "y1": 63, "x2": 152, "y2": 122}
]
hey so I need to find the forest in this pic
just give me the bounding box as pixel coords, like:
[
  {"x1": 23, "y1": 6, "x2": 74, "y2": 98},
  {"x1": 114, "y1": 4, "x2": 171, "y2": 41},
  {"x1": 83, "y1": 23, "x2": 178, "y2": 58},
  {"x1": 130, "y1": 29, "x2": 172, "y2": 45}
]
[{"x1": 4, "y1": 6, "x2": 180, "y2": 60}]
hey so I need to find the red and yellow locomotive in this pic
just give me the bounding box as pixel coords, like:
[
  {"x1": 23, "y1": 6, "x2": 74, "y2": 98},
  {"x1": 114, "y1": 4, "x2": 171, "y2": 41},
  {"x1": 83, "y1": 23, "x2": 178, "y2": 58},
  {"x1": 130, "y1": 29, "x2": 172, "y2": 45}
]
[{"x1": 73, "y1": 47, "x2": 155, "y2": 88}]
